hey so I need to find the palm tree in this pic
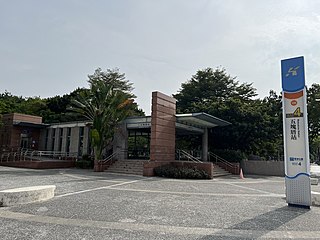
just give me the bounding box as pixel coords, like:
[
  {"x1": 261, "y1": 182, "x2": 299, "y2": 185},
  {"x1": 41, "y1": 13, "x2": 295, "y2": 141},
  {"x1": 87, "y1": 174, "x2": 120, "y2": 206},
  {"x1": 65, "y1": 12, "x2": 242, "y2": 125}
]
[{"x1": 71, "y1": 68, "x2": 135, "y2": 171}]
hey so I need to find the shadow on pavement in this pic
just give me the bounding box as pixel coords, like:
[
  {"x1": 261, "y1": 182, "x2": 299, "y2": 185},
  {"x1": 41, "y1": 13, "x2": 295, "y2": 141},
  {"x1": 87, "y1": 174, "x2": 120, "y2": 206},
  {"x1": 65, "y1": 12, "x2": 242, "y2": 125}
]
[{"x1": 201, "y1": 206, "x2": 309, "y2": 239}]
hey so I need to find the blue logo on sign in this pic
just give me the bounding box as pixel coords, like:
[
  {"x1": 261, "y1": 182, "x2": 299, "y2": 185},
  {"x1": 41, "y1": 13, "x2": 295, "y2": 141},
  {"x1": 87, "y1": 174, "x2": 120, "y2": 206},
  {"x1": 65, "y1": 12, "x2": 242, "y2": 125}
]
[
  {"x1": 289, "y1": 157, "x2": 303, "y2": 161},
  {"x1": 281, "y1": 56, "x2": 305, "y2": 92}
]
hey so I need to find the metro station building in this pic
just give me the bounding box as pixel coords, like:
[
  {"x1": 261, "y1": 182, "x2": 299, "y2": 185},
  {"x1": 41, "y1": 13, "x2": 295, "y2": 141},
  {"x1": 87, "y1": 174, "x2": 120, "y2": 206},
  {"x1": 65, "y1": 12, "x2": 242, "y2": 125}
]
[{"x1": 0, "y1": 92, "x2": 230, "y2": 173}]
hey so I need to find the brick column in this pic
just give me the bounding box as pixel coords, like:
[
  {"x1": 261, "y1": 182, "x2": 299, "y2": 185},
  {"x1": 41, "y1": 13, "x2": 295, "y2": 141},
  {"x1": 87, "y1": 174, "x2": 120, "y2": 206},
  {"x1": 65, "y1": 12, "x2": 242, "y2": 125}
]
[
  {"x1": 150, "y1": 91, "x2": 176, "y2": 162},
  {"x1": 144, "y1": 92, "x2": 176, "y2": 176}
]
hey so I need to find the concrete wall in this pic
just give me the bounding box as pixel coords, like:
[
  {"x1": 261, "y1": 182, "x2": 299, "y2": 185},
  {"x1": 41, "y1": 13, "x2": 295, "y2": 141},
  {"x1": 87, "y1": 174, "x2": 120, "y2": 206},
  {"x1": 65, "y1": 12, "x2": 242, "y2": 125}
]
[
  {"x1": 83, "y1": 126, "x2": 90, "y2": 156},
  {"x1": 40, "y1": 122, "x2": 90, "y2": 156},
  {"x1": 241, "y1": 160, "x2": 285, "y2": 177},
  {"x1": 70, "y1": 127, "x2": 80, "y2": 153},
  {"x1": 113, "y1": 122, "x2": 128, "y2": 160}
]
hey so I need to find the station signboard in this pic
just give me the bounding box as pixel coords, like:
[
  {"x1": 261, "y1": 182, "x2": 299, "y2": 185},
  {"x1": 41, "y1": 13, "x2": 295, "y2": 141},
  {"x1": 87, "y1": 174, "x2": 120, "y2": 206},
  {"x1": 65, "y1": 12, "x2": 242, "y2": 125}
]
[{"x1": 281, "y1": 56, "x2": 311, "y2": 208}]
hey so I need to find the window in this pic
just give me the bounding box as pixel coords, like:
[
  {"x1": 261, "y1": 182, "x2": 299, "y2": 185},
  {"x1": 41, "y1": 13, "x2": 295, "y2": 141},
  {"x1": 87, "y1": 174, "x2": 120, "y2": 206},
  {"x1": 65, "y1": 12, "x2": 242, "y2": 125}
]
[
  {"x1": 78, "y1": 127, "x2": 84, "y2": 157},
  {"x1": 51, "y1": 129, "x2": 56, "y2": 151},
  {"x1": 44, "y1": 129, "x2": 49, "y2": 150},
  {"x1": 58, "y1": 128, "x2": 63, "y2": 152},
  {"x1": 66, "y1": 128, "x2": 71, "y2": 153}
]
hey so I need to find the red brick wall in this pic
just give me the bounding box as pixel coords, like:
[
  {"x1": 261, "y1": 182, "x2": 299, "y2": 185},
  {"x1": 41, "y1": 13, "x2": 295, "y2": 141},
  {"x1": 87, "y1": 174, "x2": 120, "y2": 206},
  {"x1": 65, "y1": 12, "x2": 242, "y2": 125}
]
[
  {"x1": 0, "y1": 160, "x2": 75, "y2": 169},
  {"x1": 0, "y1": 113, "x2": 43, "y2": 151},
  {"x1": 150, "y1": 92, "x2": 176, "y2": 162}
]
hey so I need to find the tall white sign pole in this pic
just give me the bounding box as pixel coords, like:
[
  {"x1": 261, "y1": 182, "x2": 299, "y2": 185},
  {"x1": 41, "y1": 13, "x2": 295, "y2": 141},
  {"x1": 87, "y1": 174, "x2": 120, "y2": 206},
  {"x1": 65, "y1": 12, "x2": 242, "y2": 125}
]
[{"x1": 281, "y1": 56, "x2": 311, "y2": 208}]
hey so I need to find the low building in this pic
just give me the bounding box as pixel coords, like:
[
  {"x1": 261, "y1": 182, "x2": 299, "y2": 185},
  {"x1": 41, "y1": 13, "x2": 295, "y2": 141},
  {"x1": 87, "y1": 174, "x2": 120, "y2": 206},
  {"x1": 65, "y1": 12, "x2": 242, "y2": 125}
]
[
  {"x1": 0, "y1": 113, "x2": 48, "y2": 151},
  {"x1": 0, "y1": 92, "x2": 232, "y2": 176}
]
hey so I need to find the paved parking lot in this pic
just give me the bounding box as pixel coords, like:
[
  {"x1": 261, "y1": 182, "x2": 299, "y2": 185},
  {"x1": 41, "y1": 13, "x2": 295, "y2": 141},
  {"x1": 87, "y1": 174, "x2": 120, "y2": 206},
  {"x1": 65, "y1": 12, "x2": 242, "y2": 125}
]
[{"x1": 1, "y1": 166, "x2": 320, "y2": 239}]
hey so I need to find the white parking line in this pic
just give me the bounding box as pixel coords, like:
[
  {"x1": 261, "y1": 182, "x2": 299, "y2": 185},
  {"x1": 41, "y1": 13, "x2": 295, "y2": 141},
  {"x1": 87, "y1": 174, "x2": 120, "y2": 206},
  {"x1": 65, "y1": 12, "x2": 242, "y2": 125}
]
[
  {"x1": 108, "y1": 187, "x2": 284, "y2": 198},
  {"x1": 223, "y1": 182, "x2": 278, "y2": 195},
  {"x1": 160, "y1": 178, "x2": 283, "y2": 184},
  {"x1": 55, "y1": 179, "x2": 142, "y2": 198},
  {"x1": 60, "y1": 174, "x2": 91, "y2": 180}
]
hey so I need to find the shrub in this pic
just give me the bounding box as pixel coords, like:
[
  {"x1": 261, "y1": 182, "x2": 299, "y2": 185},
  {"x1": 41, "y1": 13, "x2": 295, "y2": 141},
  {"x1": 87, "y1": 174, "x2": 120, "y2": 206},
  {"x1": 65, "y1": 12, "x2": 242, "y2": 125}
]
[
  {"x1": 76, "y1": 155, "x2": 94, "y2": 169},
  {"x1": 154, "y1": 165, "x2": 210, "y2": 179}
]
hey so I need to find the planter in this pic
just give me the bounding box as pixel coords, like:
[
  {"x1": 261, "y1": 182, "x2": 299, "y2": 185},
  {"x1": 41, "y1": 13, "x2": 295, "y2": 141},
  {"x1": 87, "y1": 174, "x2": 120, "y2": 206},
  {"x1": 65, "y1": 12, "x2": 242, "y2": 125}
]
[{"x1": 94, "y1": 163, "x2": 104, "y2": 172}]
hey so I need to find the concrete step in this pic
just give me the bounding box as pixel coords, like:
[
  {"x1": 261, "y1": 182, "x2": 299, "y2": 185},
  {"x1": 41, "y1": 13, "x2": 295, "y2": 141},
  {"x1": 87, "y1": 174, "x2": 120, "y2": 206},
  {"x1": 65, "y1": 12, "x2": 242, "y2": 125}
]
[
  {"x1": 111, "y1": 164, "x2": 145, "y2": 168},
  {"x1": 106, "y1": 169, "x2": 143, "y2": 175},
  {"x1": 212, "y1": 165, "x2": 232, "y2": 177},
  {"x1": 212, "y1": 172, "x2": 232, "y2": 177},
  {"x1": 105, "y1": 160, "x2": 146, "y2": 175}
]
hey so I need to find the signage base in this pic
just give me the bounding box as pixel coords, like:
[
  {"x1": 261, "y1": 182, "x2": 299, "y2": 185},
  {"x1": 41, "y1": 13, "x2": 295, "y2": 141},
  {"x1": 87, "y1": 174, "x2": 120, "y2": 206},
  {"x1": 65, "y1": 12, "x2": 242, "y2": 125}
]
[
  {"x1": 285, "y1": 175, "x2": 311, "y2": 207},
  {"x1": 288, "y1": 203, "x2": 310, "y2": 209}
]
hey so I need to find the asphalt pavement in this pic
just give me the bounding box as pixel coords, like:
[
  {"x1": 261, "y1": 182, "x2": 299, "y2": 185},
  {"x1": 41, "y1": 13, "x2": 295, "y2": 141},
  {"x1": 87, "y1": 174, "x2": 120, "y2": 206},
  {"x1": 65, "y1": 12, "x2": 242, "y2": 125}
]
[{"x1": 1, "y1": 166, "x2": 320, "y2": 239}]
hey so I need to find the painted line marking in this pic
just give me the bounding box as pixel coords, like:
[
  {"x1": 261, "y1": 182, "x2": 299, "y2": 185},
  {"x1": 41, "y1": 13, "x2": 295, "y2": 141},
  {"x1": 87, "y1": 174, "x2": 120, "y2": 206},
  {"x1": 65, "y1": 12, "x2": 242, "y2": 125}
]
[
  {"x1": 55, "y1": 179, "x2": 143, "y2": 198},
  {"x1": 159, "y1": 179, "x2": 283, "y2": 184},
  {"x1": 108, "y1": 187, "x2": 284, "y2": 198},
  {"x1": 96, "y1": 179, "x2": 125, "y2": 183},
  {"x1": 60, "y1": 174, "x2": 91, "y2": 180},
  {"x1": 223, "y1": 182, "x2": 278, "y2": 195}
]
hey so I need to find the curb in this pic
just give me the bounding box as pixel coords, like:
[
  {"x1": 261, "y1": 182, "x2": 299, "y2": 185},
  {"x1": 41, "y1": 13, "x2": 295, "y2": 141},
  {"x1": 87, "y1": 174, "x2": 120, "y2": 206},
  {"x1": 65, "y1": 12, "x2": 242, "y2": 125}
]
[{"x1": 0, "y1": 185, "x2": 56, "y2": 207}]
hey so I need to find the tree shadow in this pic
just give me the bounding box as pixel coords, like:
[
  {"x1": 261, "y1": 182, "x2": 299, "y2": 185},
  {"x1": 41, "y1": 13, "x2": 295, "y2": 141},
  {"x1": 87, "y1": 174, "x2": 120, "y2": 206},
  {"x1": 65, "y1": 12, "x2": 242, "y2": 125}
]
[{"x1": 201, "y1": 206, "x2": 309, "y2": 239}]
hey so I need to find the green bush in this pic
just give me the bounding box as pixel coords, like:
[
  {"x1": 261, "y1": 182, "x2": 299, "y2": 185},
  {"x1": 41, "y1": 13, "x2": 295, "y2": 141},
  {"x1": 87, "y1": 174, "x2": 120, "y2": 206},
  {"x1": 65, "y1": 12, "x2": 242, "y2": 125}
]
[
  {"x1": 154, "y1": 165, "x2": 210, "y2": 179},
  {"x1": 81, "y1": 154, "x2": 93, "y2": 161},
  {"x1": 75, "y1": 154, "x2": 94, "y2": 169}
]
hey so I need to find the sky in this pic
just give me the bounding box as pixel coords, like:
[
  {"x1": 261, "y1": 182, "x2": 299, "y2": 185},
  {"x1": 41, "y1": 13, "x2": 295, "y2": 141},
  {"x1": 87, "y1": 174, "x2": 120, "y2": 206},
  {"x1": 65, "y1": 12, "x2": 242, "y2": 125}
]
[{"x1": 1, "y1": 0, "x2": 320, "y2": 114}]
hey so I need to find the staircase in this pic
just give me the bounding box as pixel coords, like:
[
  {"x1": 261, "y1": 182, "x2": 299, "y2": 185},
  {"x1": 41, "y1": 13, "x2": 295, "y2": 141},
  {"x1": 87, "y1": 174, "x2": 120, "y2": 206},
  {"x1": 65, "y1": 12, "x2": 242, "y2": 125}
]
[
  {"x1": 213, "y1": 164, "x2": 232, "y2": 177},
  {"x1": 105, "y1": 160, "x2": 147, "y2": 175}
]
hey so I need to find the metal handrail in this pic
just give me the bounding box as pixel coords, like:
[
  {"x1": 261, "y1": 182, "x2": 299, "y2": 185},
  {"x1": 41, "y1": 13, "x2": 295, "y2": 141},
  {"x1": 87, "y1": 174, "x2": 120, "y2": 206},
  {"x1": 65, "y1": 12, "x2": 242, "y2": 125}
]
[
  {"x1": 99, "y1": 149, "x2": 128, "y2": 165},
  {"x1": 176, "y1": 149, "x2": 202, "y2": 163},
  {"x1": 208, "y1": 152, "x2": 239, "y2": 172},
  {"x1": 0, "y1": 149, "x2": 78, "y2": 162}
]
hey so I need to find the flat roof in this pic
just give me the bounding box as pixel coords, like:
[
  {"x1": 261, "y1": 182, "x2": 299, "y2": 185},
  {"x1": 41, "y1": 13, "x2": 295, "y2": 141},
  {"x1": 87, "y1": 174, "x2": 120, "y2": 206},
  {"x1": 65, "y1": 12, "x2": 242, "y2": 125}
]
[
  {"x1": 176, "y1": 112, "x2": 231, "y2": 128},
  {"x1": 13, "y1": 121, "x2": 49, "y2": 129},
  {"x1": 125, "y1": 112, "x2": 231, "y2": 132}
]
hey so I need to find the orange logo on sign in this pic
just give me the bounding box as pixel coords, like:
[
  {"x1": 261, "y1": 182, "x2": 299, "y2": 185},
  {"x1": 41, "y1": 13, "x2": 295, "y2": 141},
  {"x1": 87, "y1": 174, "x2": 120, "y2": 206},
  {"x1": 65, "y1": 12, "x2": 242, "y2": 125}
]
[{"x1": 291, "y1": 100, "x2": 297, "y2": 106}]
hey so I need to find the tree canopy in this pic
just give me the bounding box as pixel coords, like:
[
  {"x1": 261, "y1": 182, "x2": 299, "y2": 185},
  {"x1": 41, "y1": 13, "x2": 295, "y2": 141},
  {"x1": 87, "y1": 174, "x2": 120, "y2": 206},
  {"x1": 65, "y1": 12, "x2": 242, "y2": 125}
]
[{"x1": 174, "y1": 68, "x2": 283, "y2": 160}]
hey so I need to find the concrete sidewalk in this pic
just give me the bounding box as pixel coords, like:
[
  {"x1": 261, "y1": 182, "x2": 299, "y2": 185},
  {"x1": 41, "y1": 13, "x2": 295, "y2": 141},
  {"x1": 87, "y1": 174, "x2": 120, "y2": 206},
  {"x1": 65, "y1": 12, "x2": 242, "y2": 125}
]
[{"x1": 1, "y1": 166, "x2": 320, "y2": 239}]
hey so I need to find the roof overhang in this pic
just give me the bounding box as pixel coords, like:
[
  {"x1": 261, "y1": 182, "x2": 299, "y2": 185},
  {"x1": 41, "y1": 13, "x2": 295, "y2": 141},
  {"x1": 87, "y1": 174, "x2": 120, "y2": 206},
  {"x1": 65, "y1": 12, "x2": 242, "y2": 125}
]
[
  {"x1": 176, "y1": 112, "x2": 231, "y2": 128},
  {"x1": 126, "y1": 116, "x2": 152, "y2": 129},
  {"x1": 124, "y1": 113, "x2": 231, "y2": 135},
  {"x1": 13, "y1": 121, "x2": 49, "y2": 129}
]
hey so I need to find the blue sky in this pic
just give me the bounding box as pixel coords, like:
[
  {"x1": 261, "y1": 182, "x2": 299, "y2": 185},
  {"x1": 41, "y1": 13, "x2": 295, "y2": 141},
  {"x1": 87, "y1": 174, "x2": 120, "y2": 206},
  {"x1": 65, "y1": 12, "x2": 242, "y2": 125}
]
[{"x1": 1, "y1": 0, "x2": 320, "y2": 114}]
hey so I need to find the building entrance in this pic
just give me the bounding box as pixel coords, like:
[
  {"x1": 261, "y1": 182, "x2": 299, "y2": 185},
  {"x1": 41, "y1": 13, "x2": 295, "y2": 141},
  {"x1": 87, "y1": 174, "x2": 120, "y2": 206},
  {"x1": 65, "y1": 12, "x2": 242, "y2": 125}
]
[
  {"x1": 20, "y1": 133, "x2": 31, "y2": 149},
  {"x1": 127, "y1": 129, "x2": 150, "y2": 159}
]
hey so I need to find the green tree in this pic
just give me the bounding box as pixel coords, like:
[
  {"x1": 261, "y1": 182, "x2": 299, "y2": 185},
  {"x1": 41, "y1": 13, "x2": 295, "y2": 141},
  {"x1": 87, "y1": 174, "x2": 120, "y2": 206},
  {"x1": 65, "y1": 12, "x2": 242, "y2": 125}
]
[
  {"x1": 0, "y1": 91, "x2": 25, "y2": 114},
  {"x1": 174, "y1": 68, "x2": 256, "y2": 114},
  {"x1": 71, "y1": 68, "x2": 140, "y2": 171},
  {"x1": 308, "y1": 84, "x2": 320, "y2": 141},
  {"x1": 307, "y1": 84, "x2": 320, "y2": 161},
  {"x1": 44, "y1": 88, "x2": 89, "y2": 123},
  {"x1": 174, "y1": 67, "x2": 282, "y2": 160}
]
